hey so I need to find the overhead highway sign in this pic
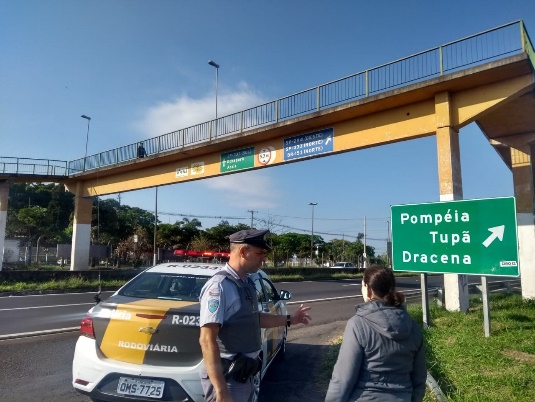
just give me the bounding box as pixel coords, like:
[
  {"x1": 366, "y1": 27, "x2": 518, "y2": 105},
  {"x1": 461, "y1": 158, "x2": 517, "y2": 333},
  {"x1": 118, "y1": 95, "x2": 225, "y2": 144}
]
[
  {"x1": 220, "y1": 147, "x2": 255, "y2": 172},
  {"x1": 283, "y1": 128, "x2": 334, "y2": 161}
]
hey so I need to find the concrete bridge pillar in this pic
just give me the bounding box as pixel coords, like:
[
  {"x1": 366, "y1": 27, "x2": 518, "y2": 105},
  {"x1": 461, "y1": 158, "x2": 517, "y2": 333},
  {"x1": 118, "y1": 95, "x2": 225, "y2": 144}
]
[
  {"x1": 70, "y1": 192, "x2": 92, "y2": 271},
  {"x1": 0, "y1": 181, "x2": 8, "y2": 272},
  {"x1": 435, "y1": 92, "x2": 470, "y2": 312},
  {"x1": 510, "y1": 143, "x2": 535, "y2": 300}
]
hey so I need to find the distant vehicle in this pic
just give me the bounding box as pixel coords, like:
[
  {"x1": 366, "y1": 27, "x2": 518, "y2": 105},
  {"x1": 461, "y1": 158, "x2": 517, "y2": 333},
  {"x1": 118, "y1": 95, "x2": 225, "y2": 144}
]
[
  {"x1": 331, "y1": 261, "x2": 358, "y2": 269},
  {"x1": 72, "y1": 262, "x2": 291, "y2": 402}
]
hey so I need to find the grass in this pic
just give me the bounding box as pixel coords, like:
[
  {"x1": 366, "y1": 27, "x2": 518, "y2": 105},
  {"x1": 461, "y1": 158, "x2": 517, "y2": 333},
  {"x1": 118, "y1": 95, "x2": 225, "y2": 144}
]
[
  {"x1": 0, "y1": 270, "x2": 367, "y2": 293},
  {"x1": 0, "y1": 270, "x2": 422, "y2": 293},
  {"x1": 323, "y1": 293, "x2": 535, "y2": 401},
  {"x1": 0, "y1": 277, "x2": 126, "y2": 293}
]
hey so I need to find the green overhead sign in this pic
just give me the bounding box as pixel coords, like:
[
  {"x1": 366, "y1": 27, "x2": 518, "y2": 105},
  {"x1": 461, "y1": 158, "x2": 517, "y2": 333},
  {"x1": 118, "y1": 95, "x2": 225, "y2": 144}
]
[
  {"x1": 220, "y1": 147, "x2": 255, "y2": 172},
  {"x1": 391, "y1": 197, "x2": 519, "y2": 277}
]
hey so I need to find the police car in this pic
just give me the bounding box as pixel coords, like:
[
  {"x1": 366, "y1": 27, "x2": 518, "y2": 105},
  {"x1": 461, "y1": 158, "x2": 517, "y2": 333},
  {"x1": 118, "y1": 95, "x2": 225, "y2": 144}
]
[{"x1": 72, "y1": 262, "x2": 291, "y2": 402}]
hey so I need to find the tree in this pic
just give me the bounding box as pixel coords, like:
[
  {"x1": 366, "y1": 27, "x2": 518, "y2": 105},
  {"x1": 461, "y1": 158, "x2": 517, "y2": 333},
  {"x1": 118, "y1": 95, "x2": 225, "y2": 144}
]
[
  {"x1": 93, "y1": 198, "x2": 121, "y2": 245},
  {"x1": 116, "y1": 205, "x2": 155, "y2": 236},
  {"x1": 190, "y1": 233, "x2": 215, "y2": 251},
  {"x1": 17, "y1": 206, "x2": 50, "y2": 241},
  {"x1": 271, "y1": 232, "x2": 311, "y2": 266},
  {"x1": 324, "y1": 237, "x2": 374, "y2": 265},
  {"x1": 47, "y1": 184, "x2": 74, "y2": 242},
  {"x1": 156, "y1": 222, "x2": 183, "y2": 248},
  {"x1": 6, "y1": 183, "x2": 74, "y2": 244},
  {"x1": 114, "y1": 228, "x2": 153, "y2": 268},
  {"x1": 254, "y1": 213, "x2": 284, "y2": 236},
  {"x1": 204, "y1": 221, "x2": 249, "y2": 250},
  {"x1": 176, "y1": 218, "x2": 203, "y2": 249}
]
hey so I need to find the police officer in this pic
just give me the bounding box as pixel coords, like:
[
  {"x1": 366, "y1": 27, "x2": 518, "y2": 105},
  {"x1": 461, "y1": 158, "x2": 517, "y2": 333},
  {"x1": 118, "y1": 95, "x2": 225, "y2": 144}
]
[{"x1": 199, "y1": 229, "x2": 312, "y2": 402}]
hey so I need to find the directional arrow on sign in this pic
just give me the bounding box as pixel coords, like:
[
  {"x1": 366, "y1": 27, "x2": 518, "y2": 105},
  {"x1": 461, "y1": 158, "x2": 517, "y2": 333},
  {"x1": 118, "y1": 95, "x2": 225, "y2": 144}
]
[
  {"x1": 325, "y1": 136, "x2": 332, "y2": 145},
  {"x1": 482, "y1": 225, "x2": 505, "y2": 248}
]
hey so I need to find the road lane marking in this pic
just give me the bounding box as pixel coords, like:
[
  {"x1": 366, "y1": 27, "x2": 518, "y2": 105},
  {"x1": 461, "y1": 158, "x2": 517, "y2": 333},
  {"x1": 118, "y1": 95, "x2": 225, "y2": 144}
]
[
  {"x1": 0, "y1": 327, "x2": 79, "y2": 341},
  {"x1": 0, "y1": 302, "x2": 93, "y2": 312}
]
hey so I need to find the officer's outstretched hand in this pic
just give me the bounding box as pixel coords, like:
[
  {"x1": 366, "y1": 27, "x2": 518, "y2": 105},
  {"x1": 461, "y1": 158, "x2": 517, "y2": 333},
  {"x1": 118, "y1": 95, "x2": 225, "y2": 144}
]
[{"x1": 290, "y1": 304, "x2": 312, "y2": 326}]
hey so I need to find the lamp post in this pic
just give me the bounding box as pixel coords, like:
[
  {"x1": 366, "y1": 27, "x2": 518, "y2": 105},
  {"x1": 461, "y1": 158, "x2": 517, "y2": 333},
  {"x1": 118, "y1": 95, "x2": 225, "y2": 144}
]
[
  {"x1": 309, "y1": 202, "x2": 318, "y2": 266},
  {"x1": 208, "y1": 60, "x2": 219, "y2": 136},
  {"x1": 153, "y1": 187, "x2": 158, "y2": 266},
  {"x1": 81, "y1": 115, "x2": 91, "y2": 171}
]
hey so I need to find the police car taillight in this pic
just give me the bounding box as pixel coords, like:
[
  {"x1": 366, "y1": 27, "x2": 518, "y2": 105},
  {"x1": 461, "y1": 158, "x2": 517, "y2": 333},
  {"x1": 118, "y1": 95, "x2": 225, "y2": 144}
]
[{"x1": 80, "y1": 314, "x2": 95, "y2": 339}]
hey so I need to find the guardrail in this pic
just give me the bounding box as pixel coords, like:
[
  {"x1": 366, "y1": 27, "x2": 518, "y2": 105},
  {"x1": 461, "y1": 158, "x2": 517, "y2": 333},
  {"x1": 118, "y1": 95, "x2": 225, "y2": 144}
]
[
  {"x1": 67, "y1": 21, "x2": 533, "y2": 175},
  {"x1": 431, "y1": 279, "x2": 522, "y2": 307},
  {"x1": 0, "y1": 157, "x2": 69, "y2": 178}
]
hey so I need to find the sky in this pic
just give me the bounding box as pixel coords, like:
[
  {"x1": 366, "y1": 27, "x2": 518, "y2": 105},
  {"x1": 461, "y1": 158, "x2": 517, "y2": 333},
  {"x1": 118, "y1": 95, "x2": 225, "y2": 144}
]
[{"x1": 2, "y1": 0, "x2": 534, "y2": 256}]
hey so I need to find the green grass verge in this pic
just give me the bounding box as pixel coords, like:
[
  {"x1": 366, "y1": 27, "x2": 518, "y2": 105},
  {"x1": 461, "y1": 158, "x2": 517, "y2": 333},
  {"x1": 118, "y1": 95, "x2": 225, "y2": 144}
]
[
  {"x1": 322, "y1": 293, "x2": 535, "y2": 401},
  {"x1": 0, "y1": 271, "x2": 364, "y2": 292},
  {"x1": 418, "y1": 293, "x2": 535, "y2": 402},
  {"x1": 0, "y1": 277, "x2": 126, "y2": 292}
]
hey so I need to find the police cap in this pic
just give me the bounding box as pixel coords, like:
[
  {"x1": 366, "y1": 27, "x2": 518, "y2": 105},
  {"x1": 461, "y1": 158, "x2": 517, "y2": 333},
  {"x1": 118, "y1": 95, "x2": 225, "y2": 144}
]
[{"x1": 229, "y1": 229, "x2": 271, "y2": 251}]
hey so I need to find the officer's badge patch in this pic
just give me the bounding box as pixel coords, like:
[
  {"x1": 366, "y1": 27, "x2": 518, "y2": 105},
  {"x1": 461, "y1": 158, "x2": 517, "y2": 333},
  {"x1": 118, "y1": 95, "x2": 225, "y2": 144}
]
[{"x1": 208, "y1": 299, "x2": 219, "y2": 313}]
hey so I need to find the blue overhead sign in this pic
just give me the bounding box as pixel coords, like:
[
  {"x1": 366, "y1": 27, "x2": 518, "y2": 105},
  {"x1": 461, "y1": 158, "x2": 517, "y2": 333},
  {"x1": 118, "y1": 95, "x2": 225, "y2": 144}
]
[{"x1": 284, "y1": 128, "x2": 334, "y2": 161}]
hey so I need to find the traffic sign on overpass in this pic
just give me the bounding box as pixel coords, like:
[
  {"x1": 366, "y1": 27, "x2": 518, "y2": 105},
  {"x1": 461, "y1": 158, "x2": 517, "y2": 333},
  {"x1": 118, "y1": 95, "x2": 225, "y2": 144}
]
[
  {"x1": 220, "y1": 147, "x2": 255, "y2": 172},
  {"x1": 391, "y1": 197, "x2": 519, "y2": 276}
]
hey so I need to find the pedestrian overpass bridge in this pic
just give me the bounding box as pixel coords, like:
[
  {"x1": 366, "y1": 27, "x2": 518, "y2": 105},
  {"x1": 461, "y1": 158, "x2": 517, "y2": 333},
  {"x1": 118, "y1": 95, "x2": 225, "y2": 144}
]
[{"x1": 1, "y1": 21, "x2": 534, "y2": 308}]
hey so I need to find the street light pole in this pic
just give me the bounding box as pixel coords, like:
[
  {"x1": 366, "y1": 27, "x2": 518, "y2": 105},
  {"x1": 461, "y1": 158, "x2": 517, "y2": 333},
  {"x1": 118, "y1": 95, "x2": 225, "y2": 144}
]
[
  {"x1": 363, "y1": 215, "x2": 368, "y2": 269},
  {"x1": 309, "y1": 202, "x2": 318, "y2": 266},
  {"x1": 153, "y1": 187, "x2": 158, "y2": 266},
  {"x1": 81, "y1": 115, "x2": 91, "y2": 171},
  {"x1": 208, "y1": 60, "x2": 219, "y2": 137}
]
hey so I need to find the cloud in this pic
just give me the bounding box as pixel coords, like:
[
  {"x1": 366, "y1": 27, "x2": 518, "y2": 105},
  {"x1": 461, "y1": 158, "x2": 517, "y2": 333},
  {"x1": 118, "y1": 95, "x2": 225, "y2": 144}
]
[
  {"x1": 136, "y1": 82, "x2": 266, "y2": 137},
  {"x1": 203, "y1": 170, "x2": 280, "y2": 209},
  {"x1": 136, "y1": 82, "x2": 280, "y2": 210}
]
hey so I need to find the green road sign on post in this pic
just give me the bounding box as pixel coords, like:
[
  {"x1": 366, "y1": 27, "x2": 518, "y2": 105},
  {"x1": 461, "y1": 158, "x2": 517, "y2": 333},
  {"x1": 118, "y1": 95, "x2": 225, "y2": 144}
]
[{"x1": 391, "y1": 197, "x2": 519, "y2": 276}]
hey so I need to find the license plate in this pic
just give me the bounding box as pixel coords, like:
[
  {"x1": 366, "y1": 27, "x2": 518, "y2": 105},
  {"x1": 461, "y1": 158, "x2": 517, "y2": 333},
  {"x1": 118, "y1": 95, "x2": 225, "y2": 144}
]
[{"x1": 117, "y1": 377, "x2": 165, "y2": 399}]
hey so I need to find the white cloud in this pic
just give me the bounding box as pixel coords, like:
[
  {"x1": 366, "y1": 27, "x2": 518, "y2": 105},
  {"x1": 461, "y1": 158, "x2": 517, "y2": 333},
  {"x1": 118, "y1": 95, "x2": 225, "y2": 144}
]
[
  {"x1": 136, "y1": 82, "x2": 280, "y2": 210},
  {"x1": 203, "y1": 170, "x2": 280, "y2": 209},
  {"x1": 136, "y1": 82, "x2": 266, "y2": 137}
]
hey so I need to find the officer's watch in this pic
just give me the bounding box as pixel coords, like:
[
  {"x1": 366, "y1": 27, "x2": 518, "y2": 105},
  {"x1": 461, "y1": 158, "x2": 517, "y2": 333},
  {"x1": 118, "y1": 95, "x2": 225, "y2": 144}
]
[{"x1": 286, "y1": 314, "x2": 291, "y2": 327}]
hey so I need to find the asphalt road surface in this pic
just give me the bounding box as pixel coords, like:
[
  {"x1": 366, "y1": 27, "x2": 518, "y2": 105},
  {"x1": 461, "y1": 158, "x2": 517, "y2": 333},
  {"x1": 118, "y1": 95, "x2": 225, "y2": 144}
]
[
  {"x1": 1, "y1": 275, "x2": 443, "y2": 336},
  {"x1": 0, "y1": 296, "x2": 358, "y2": 402},
  {"x1": 0, "y1": 275, "x2": 503, "y2": 401}
]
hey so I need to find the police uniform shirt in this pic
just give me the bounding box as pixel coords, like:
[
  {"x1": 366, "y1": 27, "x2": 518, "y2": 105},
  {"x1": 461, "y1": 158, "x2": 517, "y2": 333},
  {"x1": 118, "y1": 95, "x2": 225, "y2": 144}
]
[{"x1": 199, "y1": 264, "x2": 259, "y2": 359}]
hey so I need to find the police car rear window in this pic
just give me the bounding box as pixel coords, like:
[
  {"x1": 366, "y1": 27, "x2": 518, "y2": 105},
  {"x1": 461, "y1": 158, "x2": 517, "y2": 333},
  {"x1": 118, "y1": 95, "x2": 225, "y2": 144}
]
[{"x1": 119, "y1": 273, "x2": 208, "y2": 301}]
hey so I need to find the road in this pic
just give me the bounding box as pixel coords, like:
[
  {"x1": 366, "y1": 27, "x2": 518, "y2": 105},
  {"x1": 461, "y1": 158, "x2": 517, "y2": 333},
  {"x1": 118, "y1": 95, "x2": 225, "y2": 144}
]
[
  {"x1": 0, "y1": 298, "x2": 355, "y2": 402},
  {"x1": 0, "y1": 275, "x2": 442, "y2": 336},
  {"x1": 0, "y1": 275, "x2": 510, "y2": 401}
]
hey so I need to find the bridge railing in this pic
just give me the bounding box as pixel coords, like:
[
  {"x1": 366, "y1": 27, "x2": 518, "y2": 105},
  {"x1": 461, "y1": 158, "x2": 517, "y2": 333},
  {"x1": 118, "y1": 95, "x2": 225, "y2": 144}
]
[
  {"x1": 68, "y1": 20, "x2": 532, "y2": 175},
  {"x1": 0, "y1": 157, "x2": 69, "y2": 177}
]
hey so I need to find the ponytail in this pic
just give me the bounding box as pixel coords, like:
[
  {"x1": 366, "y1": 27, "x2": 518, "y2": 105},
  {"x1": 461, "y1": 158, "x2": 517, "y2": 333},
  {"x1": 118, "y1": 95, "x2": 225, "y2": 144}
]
[
  {"x1": 362, "y1": 265, "x2": 404, "y2": 307},
  {"x1": 384, "y1": 290, "x2": 405, "y2": 307}
]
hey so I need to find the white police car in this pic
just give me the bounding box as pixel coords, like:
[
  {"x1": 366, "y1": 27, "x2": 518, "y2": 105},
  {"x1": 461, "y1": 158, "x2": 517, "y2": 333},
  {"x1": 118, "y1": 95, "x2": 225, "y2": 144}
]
[{"x1": 72, "y1": 262, "x2": 291, "y2": 402}]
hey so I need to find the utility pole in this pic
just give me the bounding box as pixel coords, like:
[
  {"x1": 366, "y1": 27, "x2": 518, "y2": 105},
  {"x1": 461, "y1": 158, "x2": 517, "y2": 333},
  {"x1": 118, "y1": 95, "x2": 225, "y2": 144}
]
[
  {"x1": 247, "y1": 210, "x2": 257, "y2": 229},
  {"x1": 309, "y1": 202, "x2": 318, "y2": 266}
]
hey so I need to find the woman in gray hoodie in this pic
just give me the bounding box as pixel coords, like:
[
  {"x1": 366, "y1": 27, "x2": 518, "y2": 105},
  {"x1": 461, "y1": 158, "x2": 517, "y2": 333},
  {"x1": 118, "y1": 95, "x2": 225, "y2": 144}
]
[{"x1": 325, "y1": 265, "x2": 427, "y2": 402}]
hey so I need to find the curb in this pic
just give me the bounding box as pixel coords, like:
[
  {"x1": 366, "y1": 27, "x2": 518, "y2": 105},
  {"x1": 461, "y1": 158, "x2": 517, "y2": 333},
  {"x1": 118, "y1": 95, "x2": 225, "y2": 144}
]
[{"x1": 426, "y1": 372, "x2": 447, "y2": 401}]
